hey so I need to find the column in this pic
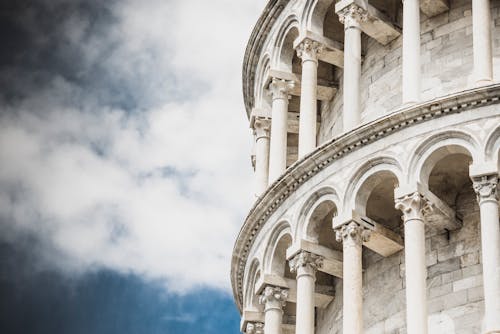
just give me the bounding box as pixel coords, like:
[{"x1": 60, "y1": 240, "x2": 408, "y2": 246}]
[
  {"x1": 402, "y1": 0, "x2": 421, "y2": 105},
  {"x1": 296, "y1": 39, "x2": 323, "y2": 158},
  {"x1": 338, "y1": 4, "x2": 367, "y2": 132},
  {"x1": 473, "y1": 0, "x2": 493, "y2": 86},
  {"x1": 259, "y1": 286, "x2": 288, "y2": 334},
  {"x1": 472, "y1": 175, "x2": 500, "y2": 333},
  {"x1": 335, "y1": 221, "x2": 371, "y2": 334},
  {"x1": 245, "y1": 322, "x2": 264, "y2": 334},
  {"x1": 395, "y1": 192, "x2": 432, "y2": 334},
  {"x1": 289, "y1": 251, "x2": 324, "y2": 334},
  {"x1": 268, "y1": 78, "x2": 294, "y2": 183},
  {"x1": 253, "y1": 117, "x2": 270, "y2": 197}
]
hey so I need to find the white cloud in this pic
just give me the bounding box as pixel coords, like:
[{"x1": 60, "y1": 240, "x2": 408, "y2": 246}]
[{"x1": 0, "y1": 0, "x2": 268, "y2": 292}]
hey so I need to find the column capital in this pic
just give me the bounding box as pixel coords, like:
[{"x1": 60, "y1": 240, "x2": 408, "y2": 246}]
[
  {"x1": 296, "y1": 38, "x2": 324, "y2": 63},
  {"x1": 337, "y1": 3, "x2": 368, "y2": 29},
  {"x1": 253, "y1": 117, "x2": 271, "y2": 140},
  {"x1": 335, "y1": 221, "x2": 371, "y2": 246},
  {"x1": 395, "y1": 192, "x2": 433, "y2": 221},
  {"x1": 259, "y1": 285, "x2": 288, "y2": 309},
  {"x1": 268, "y1": 77, "x2": 294, "y2": 101},
  {"x1": 289, "y1": 251, "x2": 324, "y2": 275},
  {"x1": 245, "y1": 322, "x2": 264, "y2": 334},
  {"x1": 472, "y1": 174, "x2": 499, "y2": 204}
]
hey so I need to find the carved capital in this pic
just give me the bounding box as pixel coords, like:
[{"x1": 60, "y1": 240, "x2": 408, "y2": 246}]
[
  {"x1": 246, "y1": 322, "x2": 264, "y2": 334},
  {"x1": 335, "y1": 221, "x2": 371, "y2": 246},
  {"x1": 268, "y1": 78, "x2": 294, "y2": 100},
  {"x1": 472, "y1": 174, "x2": 499, "y2": 204},
  {"x1": 289, "y1": 251, "x2": 324, "y2": 274},
  {"x1": 258, "y1": 286, "x2": 288, "y2": 308},
  {"x1": 253, "y1": 117, "x2": 271, "y2": 140},
  {"x1": 395, "y1": 192, "x2": 433, "y2": 222},
  {"x1": 338, "y1": 4, "x2": 368, "y2": 28},
  {"x1": 296, "y1": 38, "x2": 324, "y2": 63}
]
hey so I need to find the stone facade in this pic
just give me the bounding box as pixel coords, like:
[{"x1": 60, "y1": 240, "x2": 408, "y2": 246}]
[{"x1": 234, "y1": 1, "x2": 500, "y2": 334}]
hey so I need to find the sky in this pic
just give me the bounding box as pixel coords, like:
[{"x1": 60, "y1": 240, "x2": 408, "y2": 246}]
[{"x1": 0, "y1": 0, "x2": 267, "y2": 332}]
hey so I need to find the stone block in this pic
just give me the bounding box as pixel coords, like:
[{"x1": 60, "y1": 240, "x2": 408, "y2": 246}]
[
  {"x1": 428, "y1": 258, "x2": 461, "y2": 278},
  {"x1": 443, "y1": 290, "x2": 468, "y2": 309},
  {"x1": 467, "y1": 286, "x2": 484, "y2": 303},
  {"x1": 452, "y1": 275, "x2": 482, "y2": 292},
  {"x1": 460, "y1": 251, "x2": 479, "y2": 268}
]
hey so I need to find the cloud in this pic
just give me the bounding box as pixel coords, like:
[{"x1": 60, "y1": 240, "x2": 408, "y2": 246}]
[{"x1": 0, "y1": 0, "x2": 267, "y2": 292}]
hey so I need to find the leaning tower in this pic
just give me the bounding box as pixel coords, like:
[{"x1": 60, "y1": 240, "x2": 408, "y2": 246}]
[{"x1": 231, "y1": 1, "x2": 500, "y2": 333}]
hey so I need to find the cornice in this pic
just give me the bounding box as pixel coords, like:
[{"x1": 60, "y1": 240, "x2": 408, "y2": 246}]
[
  {"x1": 242, "y1": 0, "x2": 287, "y2": 119},
  {"x1": 231, "y1": 83, "x2": 500, "y2": 311}
]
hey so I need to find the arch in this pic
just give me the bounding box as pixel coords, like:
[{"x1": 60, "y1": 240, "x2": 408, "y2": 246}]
[
  {"x1": 302, "y1": 0, "x2": 336, "y2": 35},
  {"x1": 272, "y1": 15, "x2": 300, "y2": 72},
  {"x1": 408, "y1": 131, "x2": 480, "y2": 186},
  {"x1": 484, "y1": 125, "x2": 500, "y2": 167},
  {"x1": 344, "y1": 156, "x2": 403, "y2": 215},
  {"x1": 244, "y1": 258, "x2": 262, "y2": 311},
  {"x1": 254, "y1": 53, "x2": 272, "y2": 109},
  {"x1": 296, "y1": 186, "x2": 340, "y2": 242},
  {"x1": 263, "y1": 221, "x2": 293, "y2": 276}
]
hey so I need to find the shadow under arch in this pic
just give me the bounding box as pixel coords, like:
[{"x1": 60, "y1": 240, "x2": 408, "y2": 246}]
[
  {"x1": 296, "y1": 186, "x2": 340, "y2": 243},
  {"x1": 254, "y1": 54, "x2": 272, "y2": 110},
  {"x1": 343, "y1": 156, "x2": 403, "y2": 232},
  {"x1": 484, "y1": 125, "x2": 500, "y2": 168},
  {"x1": 263, "y1": 220, "x2": 293, "y2": 278},
  {"x1": 272, "y1": 15, "x2": 300, "y2": 72},
  {"x1": 244, "y1": 258, "x2": 262, "y2": 311}
]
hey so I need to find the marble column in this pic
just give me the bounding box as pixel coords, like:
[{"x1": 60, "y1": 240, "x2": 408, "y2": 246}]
[
  {"x1": 473, "y1": 0, "x2": 493, "y2": 86},
  {"x1": 245, "y1": 322, "x2": 264, "y2": 334},
  {"x1": 338, "y1": 4, "x2": 367, "y2": 132},
  {"x1": 335, "y1": 221, "x2": 371, "y2": 334},
  {"x1": 289, "y1": 251, "x2": 324, "y2": 334},
  {"x1": 268, "y1": 78, "x2": 294, "y2": 183},
  {"x1": 296, "y1": 39, "x2": 323, "y2": 158},
  {"x1": 253, "y1": 117, "x2": 271, "y2": 197},
  {"x1": 395, "y1": 192, "x2": 432, "y2": 334},
  {"x1": 472, "y1": 175, "x2": 500, "y2": 333},
  {"x1": 402, "y1": 0, "x2": 421, "y2": 105},
  {"x1": 259, "y1": 286, "x2": 288, "y2": 334}
]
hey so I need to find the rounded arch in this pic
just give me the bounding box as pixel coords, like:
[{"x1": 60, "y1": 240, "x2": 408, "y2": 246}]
[
  {"x1": 272, "y1": 15, "x2": 300, "y2": 72},
  {"x1": 244, "y1": 258, "x2": 262, "y2": 311},
  {"x1": 484, "y1": 125, "x2": 500, "y2": 166},
  {"x1": 302, "y1": 0, "x2": 336, "y2": 35},
  {"x1": 254, "y1": 53, "x2": 272, "y2": 109},
  {"x1": 296, "y1": 186, "x2": 340, "y2": 242},
  {"x1": 408, "y1": 131, "x2": 480, "y2": 186},
  {"x1": 344, "y1": 156, "x2": 403, "y2": 215},
  {"x1": 263, "y1": 221, "x2": 293, "y2": 276}
]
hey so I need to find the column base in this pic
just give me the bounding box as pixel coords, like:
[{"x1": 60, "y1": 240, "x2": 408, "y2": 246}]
[{"x1": 475, "y1": 79, "x2": 493, "y2": 87}]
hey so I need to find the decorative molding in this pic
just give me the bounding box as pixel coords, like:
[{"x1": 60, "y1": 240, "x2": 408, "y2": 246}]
[
  {"x1": 335, "y1": 221, "x2": 371, "y2": 246},
  {"x1": 246, "y1": 322, "x2": 264, "y2": 334},
  {"x1": 232, "y1": 83, "x2": 500, "y2": 311},
  {"x1": 472, "y1": 174, "x2": 499, "y2": 204},
  {"x1": 268, "y1": 78, "x2": 295, "y2": 101},
  {"x1": 337, "y1": 4, "x2": 368, "y2": 28},
  {"x1": 253, "y1": 117, "x2": 271, "y2": 139},
  {"x1": 288, "y1": 251, "x2": 324, "y2": 274},
  {"x1": 296, "y1": 38, "x2": 324, "y2": 63},
  {"x1": 395, "y1": 192, "x2": 433, "y2": 222},
  {"x1": 259, "y1": 286, "x2": 288, "y2": 308}
]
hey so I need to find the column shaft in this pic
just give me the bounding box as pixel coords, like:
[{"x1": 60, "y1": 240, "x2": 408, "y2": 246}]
[
  {"x1": 268, "y1": 80, "x2": 291, "y2": 183},
  {"x1": 404, "y1": 217, "x2": 428, "y2": 334},
  {"x1": 259, "y1": 286, "x2": 288, "y2": 334},
  {"x1": 297, "y1": 39, "x2": 322, "y2": 158},
  {"x1": 335, "y1": 222, "x2": 369, "y2": 334},
  {"x1": 343, "y1": 23, "x2": 362, "y2": 131},
  {"x1": 395, "y1": 192, "x2": 431, "y2": 334},
  {"x1": 473, "y1": 175, "x2": 500, "y2": 333},
  {"x1": 289, "y1": 251, "x2": 323, "y2": 334},
  {"x1": 402, "y1": 0, "x2": 421, "y2": 105},
  {"x1": 473, "y1": 0, "x2": 493, "y2": 85},
  {"x1": 253, "y1": 119, "x2": 270, "y2": 196}
]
